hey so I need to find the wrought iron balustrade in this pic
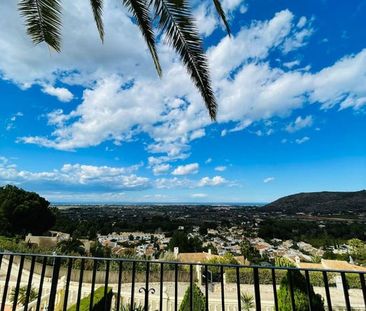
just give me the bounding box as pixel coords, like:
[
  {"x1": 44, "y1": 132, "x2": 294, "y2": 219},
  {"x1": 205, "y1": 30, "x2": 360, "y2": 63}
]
[{"x1": 0, "y1": 252, "x2": 365, "y2": 311}]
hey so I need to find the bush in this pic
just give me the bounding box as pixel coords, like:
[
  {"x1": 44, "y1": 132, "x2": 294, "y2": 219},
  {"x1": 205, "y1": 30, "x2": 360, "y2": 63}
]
[
  {"x1": 278, "y1": 270, "x2": 324, "y2": 311},
  {"x1": 67, "y1": 287, "x2": 113, "y2": 311},
  {"x1": 179, "y1": 283, "x2": 206, "y2": 311}
]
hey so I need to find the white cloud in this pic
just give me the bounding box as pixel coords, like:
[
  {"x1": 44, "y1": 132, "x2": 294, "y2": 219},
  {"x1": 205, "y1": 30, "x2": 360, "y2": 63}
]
[
  {"x1": 0, "y1": 3, "x2": 365, "y2": 162},
  {"x1": 198, "y1": 176, "x2": 227, "y2": 186},
  {"x1": 215, "y1": 166, "x2": 227, "y2": 172},
  {"x1": 172, "y1": 163, "x2": 199, "y2": 175},
  {"x1": 283, "y1": 60, "x2": 300, "y2": 69},
  {"x1": 191, "y1": 193, "x2": 208, "y2": 198},
  {"x1": 286, "y1": 115, "x2": 313, "y2": 132},
  {"x1": 205, "y1": 158, "x2": 212, "y2": 164},
  {"x1": 263, "y1": 177, "x2": 275, "y2": 183},
  {"x1": 295, "y1": 136, "x2": 310, "y2": 144},
  {"x1": 42, "y1": 85, "x2": 74, "y2": 102},
  {"x1": 152, "y1": 164, "x2": 171, "y2": 175},
  {"x1": 155, "y1": 177, "x2": 192, "y2": 189},
  {"x1": 0, "y1": 157, "x2": 149, "y2": 190}
]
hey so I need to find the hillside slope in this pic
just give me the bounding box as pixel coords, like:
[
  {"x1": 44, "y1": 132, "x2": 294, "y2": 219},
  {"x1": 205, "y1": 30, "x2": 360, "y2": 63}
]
[{"x1": 265, "y1": 190, "x2": 366, "y2": 213}]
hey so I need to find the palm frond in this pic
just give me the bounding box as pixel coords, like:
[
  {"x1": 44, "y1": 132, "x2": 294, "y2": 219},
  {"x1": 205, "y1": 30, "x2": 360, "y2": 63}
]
[
  {"x1": 151, "y1": 0, "x2": 217, "y2": 120},
  {"x1": 211, "y1": 0, "x2": 231, "y2": 36},
  {"x1": 90, "y1": 0, "x2": 104, "y2": 42},
  {"x1": 18, "y1": 0, "x2": 62, "y2": 52},
  {"x1": 122, "y1": 0, "x2": 162, "y2": 77}
]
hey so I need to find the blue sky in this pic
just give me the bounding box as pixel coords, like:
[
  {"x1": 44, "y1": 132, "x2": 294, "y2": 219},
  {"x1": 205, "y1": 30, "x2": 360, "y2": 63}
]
[{"x1": 0, "y1": 0, "x2": 365, "y2": 203}]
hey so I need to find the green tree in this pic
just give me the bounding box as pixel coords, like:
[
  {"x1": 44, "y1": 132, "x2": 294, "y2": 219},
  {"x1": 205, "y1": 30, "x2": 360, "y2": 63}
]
[
  {"x1": 10, "y1": 285, "x2": 38, "y2": 306},
  {"x1": 179, "y1": 283, "x2": 206, "y2": 311},
  {"x1": 57, "y1": 238, "x2": 85, "y2": 255},
  {"x1": 17, "y1": 0, "x2": 231, "y2": 120},
  {"x1": 240, "y1": 292, "x2": 254, "y2": 311},
  {"x1": 0, "y1": 185, "x2": 56, "y2": 235},
  {"x1": 277, "y1": 270, "x2": 324, "y2": 311},
  {"x1": 240, "y1": 240, "x2": 261, "y2": 263},
  {"x1": 168, "y1": 231, "x2": 203, "y2": 253}
]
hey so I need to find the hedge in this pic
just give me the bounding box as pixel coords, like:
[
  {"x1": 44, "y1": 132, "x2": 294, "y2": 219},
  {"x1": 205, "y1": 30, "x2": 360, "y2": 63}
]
[
  {"x1": 67, "y1": 286, "x2": 113, "y2": 311},
  {"x1": 225, "y1": 268, "x2": 362, "y2": 289},
  {"x1": 179, "y1": 283, "x2": 206, "y2": 311}
]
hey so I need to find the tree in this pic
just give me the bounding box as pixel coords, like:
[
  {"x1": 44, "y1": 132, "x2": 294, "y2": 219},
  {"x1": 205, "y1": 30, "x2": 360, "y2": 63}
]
[
  {"x1": 240, "y1": 292, "x2": 254, "y2": 311},
  {"x1": 10, "y1": 285, "x2": 38, "y2": 306},
  {"x1": 0, "y1": 185, "x2": 56, "y2": 235},
  {"x1": 17, "y1": 0, "x2": 231, "y2": 120},
  {"x1": 168, "y1": 231, "x2": 203, "y2": 253},
  {"x1": 240, "y1": 240, "x2": 261, "y2": 263},
  {"x1": 277, "y1": 270, "x2": 324, "y2": 311},
  {"x1": 57, "y1": 238, "x2": 85, "y2": 255},
  {"x1": 179, "y1": 283, "x2": 206, "y2": 311}
]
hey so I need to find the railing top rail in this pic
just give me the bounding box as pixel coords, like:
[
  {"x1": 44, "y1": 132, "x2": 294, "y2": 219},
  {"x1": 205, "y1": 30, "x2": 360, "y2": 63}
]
[{"x1": 0, "y1": 251, "x2": 365, "y2": 274}]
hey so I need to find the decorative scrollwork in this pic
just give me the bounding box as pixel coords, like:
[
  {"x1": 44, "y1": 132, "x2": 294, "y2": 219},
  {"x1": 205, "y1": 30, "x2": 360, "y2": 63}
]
[{"x1": 139, "y1": 287, "x2": 156, "y2": 294}]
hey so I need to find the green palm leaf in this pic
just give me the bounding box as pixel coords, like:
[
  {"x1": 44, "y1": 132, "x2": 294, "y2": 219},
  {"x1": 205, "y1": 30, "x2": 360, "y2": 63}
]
[
  {"x1": 151, "y1": 0, "x2": 217, "y2": 120},
  {"x1": 122, "y1": 0, "x2": 162, "y2": 77},
  {"x1": 18, "y1": 0, "x2": 62, "y2": 52},
  {"x1": 90, "y1": 0, "x2": 105, "y2": 42}
]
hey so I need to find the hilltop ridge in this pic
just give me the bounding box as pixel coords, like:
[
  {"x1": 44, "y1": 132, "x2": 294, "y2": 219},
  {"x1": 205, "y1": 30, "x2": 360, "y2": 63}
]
[{"x1": 265, "y1": 190, "x2": 366, "y2": 213}]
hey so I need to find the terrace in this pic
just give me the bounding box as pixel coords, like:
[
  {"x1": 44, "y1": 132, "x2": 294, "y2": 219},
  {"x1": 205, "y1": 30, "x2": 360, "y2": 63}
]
[{"x1": 0, "y1": 252, "x2": 365, "y2": 311}]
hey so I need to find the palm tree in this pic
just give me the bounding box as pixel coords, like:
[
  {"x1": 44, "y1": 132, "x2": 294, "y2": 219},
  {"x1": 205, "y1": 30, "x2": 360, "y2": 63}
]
[
  {"x1": 17, "y1": 0, "x2": 231, "y2": 120},
  {"x1": 10, "y1": 286, "x2": 38, "y2": 306},
  {"x1": 240, "y1": 292, "x2": 254, "y2": 311}
]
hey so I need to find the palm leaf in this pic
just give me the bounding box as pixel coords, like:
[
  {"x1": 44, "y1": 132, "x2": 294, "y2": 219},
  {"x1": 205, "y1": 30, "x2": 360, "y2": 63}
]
[
  {"x1": 151, "y1": 0, "x2": 217, "y2": 120},
  {"x1": 90, "y1": 0, "x2": 104, "y2": 42},
  {"x1": 122, "y1": 0, "x2": 162, "y2": 77},
  {"x1": 18, "y1": 0, "x2": 62, "y2": 52},
  {"x1": 211, "y1": 0, "x2": 231, "y2": 36}
]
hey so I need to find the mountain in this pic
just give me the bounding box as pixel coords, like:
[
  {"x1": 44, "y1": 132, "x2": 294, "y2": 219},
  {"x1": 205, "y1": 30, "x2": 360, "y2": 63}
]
[{"x1": 265, "y1": 190, "x2": 366, "y2": 214}]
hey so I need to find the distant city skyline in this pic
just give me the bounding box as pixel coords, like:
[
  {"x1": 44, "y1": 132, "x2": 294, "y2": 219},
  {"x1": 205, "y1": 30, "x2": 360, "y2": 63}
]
[{"x1": 1, "y1": 0, "x2": 365, "y2": 203}]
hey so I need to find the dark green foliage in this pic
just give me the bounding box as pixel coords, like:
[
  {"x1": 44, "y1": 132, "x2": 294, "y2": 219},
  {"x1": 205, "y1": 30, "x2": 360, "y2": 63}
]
[
  {"x1": 240, "y1": 240, "x2": 261, "y2": 263},
  {"x1": 10, "y1": 285, "x2": 38, "y2": 306},
  {"x1": 18, "y1": 0, "x2": 62, "y2": 52},
  {"x1": 179, "y1": 283, "x2": 206, "y2": 311},
  {"x1": 265, "y1": 190, "x2": 366, "y2": 214},
  {"x1": 57, "y1": 238, "x2": 85, "y2": 255},
  {"x1": 278, "y1": 270, "x2": 324, "y2": 311},
  {"x1": 67, "y1": 286, "x2": 113, "y2": 311},
  {"x1": 168, "y1": 231, "x2": 203, "y2": 252},
  {"x1": 0, "y1": 185, "x2": 55, "y2": 235}
]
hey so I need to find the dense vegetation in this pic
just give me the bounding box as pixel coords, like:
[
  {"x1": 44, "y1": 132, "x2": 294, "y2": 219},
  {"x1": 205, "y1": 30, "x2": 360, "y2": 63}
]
[
  {"x1": 67, "y1": 287, "x2": 112, "y2": 311},
  {"x1": 0, "y1": 185, "x2": 56, "y2": 235},
  {"x1": 258, "y1": 218, "x2": 366, "y2": 246},
  {"x1": 179, "y1": 284, "x2": 206, "y2": 311},
  {"x1": 277, "y1": 270, "x2": 324, "y2": 311},
  {"x1": 265, "y1": 190, "x2": 366, "y2": 214}
]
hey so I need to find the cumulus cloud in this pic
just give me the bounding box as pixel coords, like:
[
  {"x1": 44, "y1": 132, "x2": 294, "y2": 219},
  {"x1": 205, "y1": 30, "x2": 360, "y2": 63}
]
[
  {"x1": 172, "y1": 163, "x2": 199, "y2": 175},
  {"x1": 198, "y1": 176, "x2": 227, "y2": 186},
  {"x1": 215, "y1": 166, "x2": 227, "y2": 172},
  {"x1": 42, "y1": 85, "x2": 74, "y2": 102},
  {"x1": 286, "y1": 115, "x2": 313, "y2": 132},
  {"x1": 152, "y1": 164, "x2": 171, "y2": 175},
  {"x1": 1, "y1": 2, "x2": 365, "y2": 164},
  {"x1": 0, "y1": 157, "x2": 150, "y2": 190},
  {"x1": 263, "y1": 177, "x2": 275, "y2": 183}
]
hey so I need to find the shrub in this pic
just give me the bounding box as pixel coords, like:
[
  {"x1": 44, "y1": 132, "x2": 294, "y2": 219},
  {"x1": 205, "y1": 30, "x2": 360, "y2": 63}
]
[
  {"x1": 179, "y1": 283, "x2": 206, "y2": 311},
  {"x1": 278, "y1": 270, "x2": 324, "y2": 311},
  {"x1": 67, "y1": 287, "x2": 113, "y2": 311}
]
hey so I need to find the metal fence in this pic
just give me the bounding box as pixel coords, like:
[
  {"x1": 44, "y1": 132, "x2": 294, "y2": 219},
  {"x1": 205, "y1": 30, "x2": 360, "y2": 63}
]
[{"x1": 0, "y1": 252, "x2": 365, "y2": 311}]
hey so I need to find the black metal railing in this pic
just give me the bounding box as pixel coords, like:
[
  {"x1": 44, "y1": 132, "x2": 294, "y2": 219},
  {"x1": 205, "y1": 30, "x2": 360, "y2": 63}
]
[{"x1": 0, "y1": 252, "x2": 365, "y2": 311}]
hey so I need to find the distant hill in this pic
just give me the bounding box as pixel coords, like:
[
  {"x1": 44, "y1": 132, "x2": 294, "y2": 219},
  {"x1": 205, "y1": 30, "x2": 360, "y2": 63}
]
[{"x1": 265, "y1": 190, "x2": 366, "y2": 214}]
